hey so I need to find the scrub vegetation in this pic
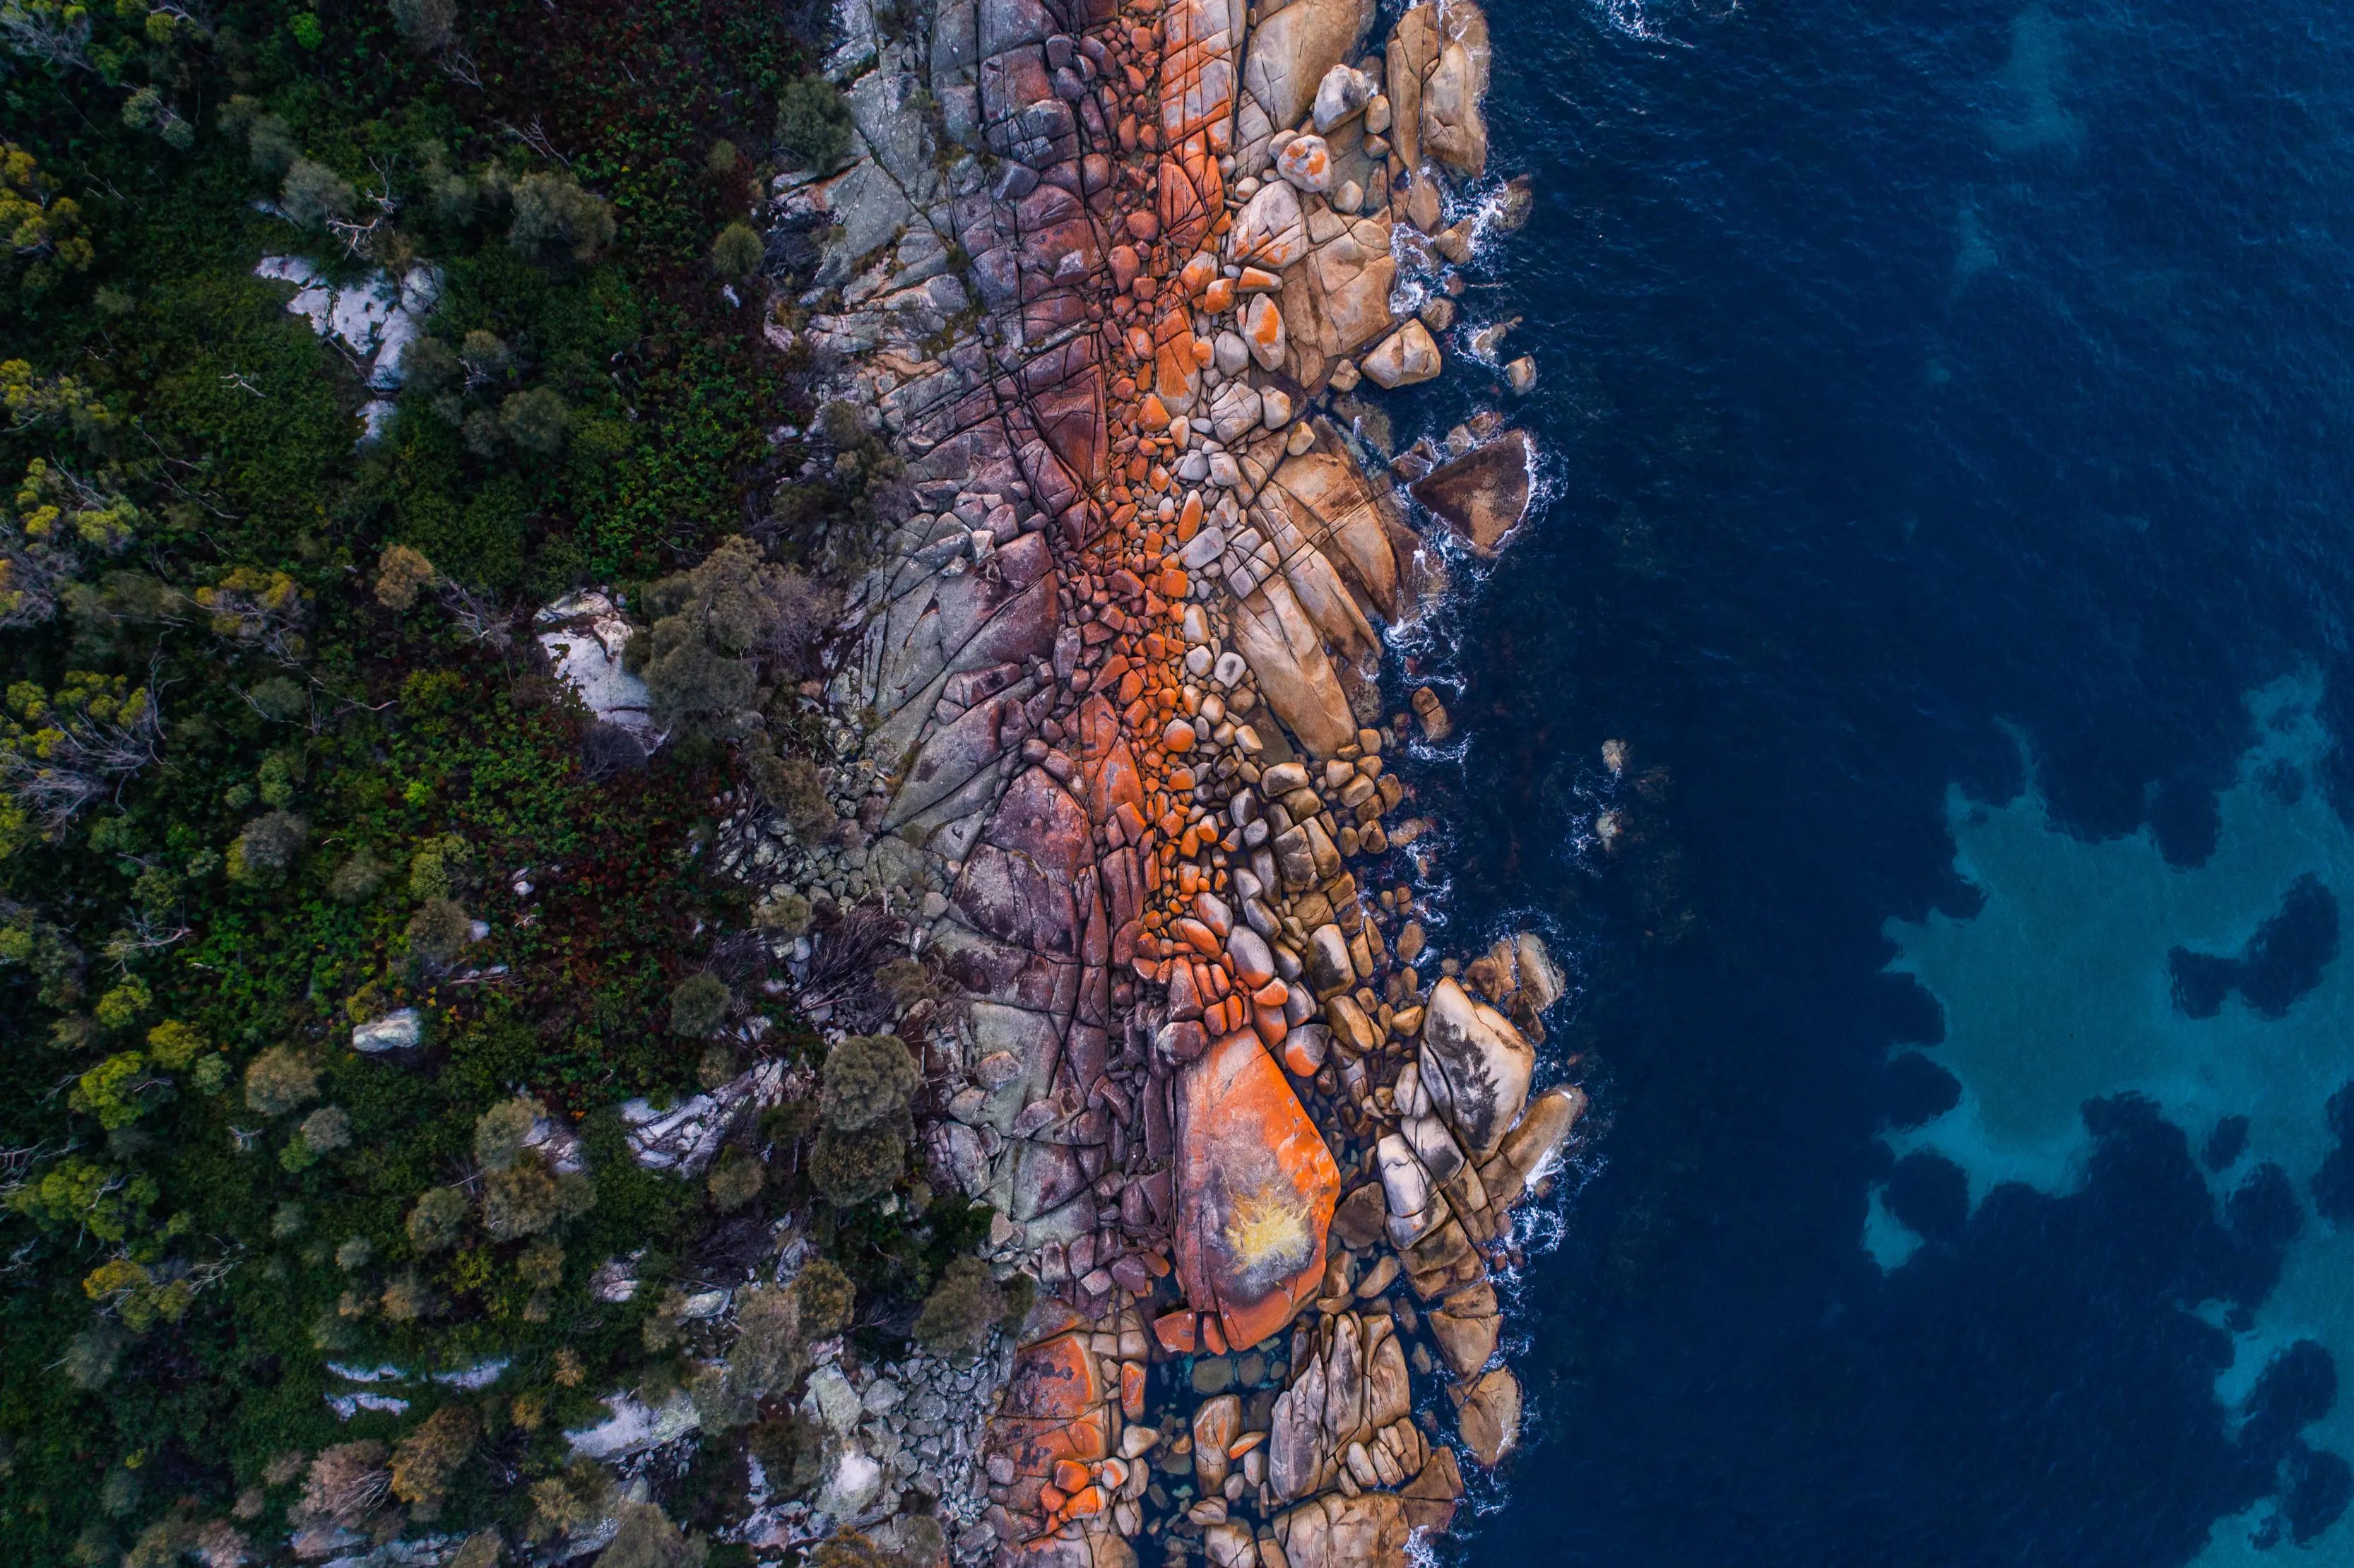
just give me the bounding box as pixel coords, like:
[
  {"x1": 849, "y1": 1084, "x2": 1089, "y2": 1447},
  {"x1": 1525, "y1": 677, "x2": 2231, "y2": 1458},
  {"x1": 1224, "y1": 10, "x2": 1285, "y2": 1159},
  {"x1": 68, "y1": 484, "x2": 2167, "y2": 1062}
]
[{"x1": 0, "y1": 1, "x2": 987, "y2": 1560}]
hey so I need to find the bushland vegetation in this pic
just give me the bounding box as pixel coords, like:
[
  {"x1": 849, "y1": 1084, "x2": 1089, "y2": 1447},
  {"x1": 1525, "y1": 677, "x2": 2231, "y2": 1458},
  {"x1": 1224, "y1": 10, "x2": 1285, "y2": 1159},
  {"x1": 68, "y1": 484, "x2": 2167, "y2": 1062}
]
[{"x1": 1, "y1": 0, "x2": 1002, "y2": 1560}]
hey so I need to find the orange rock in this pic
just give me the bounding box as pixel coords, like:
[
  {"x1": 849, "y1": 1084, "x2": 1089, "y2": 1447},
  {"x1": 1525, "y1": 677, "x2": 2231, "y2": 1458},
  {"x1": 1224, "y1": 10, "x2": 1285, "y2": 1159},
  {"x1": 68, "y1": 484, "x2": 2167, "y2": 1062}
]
[
  {"x1": 1065, "y1": 1485, "x2": 1108, "y2": 1520},
  {"x1": 1255, "y1": 1002, "x2": 1289, "y2": 1047},
  {"x1": 1181, "y1": 252, "x2": 1217, "y2": 295},
  {"x1": 993, "y1": 1410, "x2": 1109, "y2": 1468},
  {"x1": 1154, "y1": 1307, "x2": 1199, "y2": 1353},
  {"x1": 1053, "y1": 1459, "x2": 1092, "y2": 1494},
  {"x1": 1238, "y1": 266, "x2": 1281, "y2": 293},
  {"x1": 1173, "y1": 916, "x2": 1221, "y2": 956},
  {"x1": 1002, "y1": 1332, "x2": 1104, "y2": 1422},
  {"x1": 1203, "y1": 277, "x2": 1235, "y2": 312},
  {"x1": 1202, "y1": 1314, "x2": 1229, "y2": 1356},
  {"x1": 1121, "y1": 1361, "x2": 1145, "y2": 1418},
  {"x1": 1140, "y1": 393, "x2": 1171, "y2": 427},
  {"x1": 1173, "y1": 1030, "x2": 1342, "y2": 1351},
  {"x1": 1040, "y1": 1483, "x2": 1069, "y2": 1514}
]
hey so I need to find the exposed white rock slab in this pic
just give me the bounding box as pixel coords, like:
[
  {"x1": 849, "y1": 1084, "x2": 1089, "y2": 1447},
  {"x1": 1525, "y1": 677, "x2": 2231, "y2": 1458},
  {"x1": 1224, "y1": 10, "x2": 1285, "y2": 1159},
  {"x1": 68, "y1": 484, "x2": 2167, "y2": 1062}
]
[
  {"x1": 620, "y1": 1060, "x2": 785, "y2": 1173},
  {"x1": 537, "y1": 591, "x2": 658, "y2": 740},
  {"x1": 254, "y1": 256, "x2": 439, "y2": 390},
  {"x1": 351, "y1": 1007, "x2": 420, "y2": 1053},
  {"x1": 567, "y1": 1388, "x2": 702, "y2": 1459}
]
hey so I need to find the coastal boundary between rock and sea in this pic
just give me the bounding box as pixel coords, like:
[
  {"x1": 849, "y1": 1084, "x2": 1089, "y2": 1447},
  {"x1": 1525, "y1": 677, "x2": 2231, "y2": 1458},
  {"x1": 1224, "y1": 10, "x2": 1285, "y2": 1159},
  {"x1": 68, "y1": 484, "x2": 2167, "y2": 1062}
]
[{"x1": 526, "y1": 0, "x2": 1587, "y2": 1562}]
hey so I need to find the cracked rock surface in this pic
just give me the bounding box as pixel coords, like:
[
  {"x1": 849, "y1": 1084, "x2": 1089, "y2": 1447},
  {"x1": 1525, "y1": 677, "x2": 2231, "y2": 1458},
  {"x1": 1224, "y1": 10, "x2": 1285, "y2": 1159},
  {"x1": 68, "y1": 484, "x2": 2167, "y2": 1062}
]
[{"x1": 716, "y1": 0, "x2": 1584, "y2": 1562}]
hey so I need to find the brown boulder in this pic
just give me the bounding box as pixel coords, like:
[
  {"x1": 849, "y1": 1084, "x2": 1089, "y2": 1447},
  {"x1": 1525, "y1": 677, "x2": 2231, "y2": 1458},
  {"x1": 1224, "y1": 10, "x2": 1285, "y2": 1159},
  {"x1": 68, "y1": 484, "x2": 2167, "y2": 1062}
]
[
  {"x1": 1455, "y1": 1367, "x2": 1521, "y2": 1468},
  {"x1": 1426, "y1": 1281, "x2": 1499, "y2": 1378},
  {"x1": 1331, "y1": 1182, "x2": 1387, "y2": 1249},
  {"x1": 1479, "y1": 1083, "x2": 1588, "y2": 1210},
  {"x1": 1238, "y1": 0, "x2": 1378, "y2": 170},
  {"x1": 1418, "y1": 977, "x2": 1535, "y2": 1160},
  {"x1": 1230, "y1": 576, "x2": 1357, "y2": 758},
  {"x1": 1400, "y1": 1447, "x2": 1465, "y2": 1533},
  {"x1": 1193, "y1": 1393, "x2": 1241, "y2": 1489},
  {"x1": 1173, "y1": 1030, "x2": 1342, "y2": 1350},
  {"x1": 1418, "y1": 0, "x2": 1491, "y2": 178},
  {"x1": 1272, "y1": 1491, "x2": 1412, "y2": 1568},
  {"x1": 1409, "y1": 429, "x2": 1532, "y2": 557}
]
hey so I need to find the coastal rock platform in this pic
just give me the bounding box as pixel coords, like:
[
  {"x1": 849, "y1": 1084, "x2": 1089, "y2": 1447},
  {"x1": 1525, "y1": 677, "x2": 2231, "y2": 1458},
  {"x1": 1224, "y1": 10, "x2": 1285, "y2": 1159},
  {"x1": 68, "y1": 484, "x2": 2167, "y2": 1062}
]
[{"x1": 738, "y1": 0, "x2": 1583, "y2": 1559}]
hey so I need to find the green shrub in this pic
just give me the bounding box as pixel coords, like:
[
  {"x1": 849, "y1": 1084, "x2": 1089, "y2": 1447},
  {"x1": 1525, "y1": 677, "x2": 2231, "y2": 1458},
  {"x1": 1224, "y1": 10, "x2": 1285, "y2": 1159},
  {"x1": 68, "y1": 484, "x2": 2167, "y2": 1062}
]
[
  {"x1": 911, "y1": 1256, "x2": 1002, "y2": 1358},
  {"x1": 711, "y1": 222, "x2": 767, "y2": 281},
  {"x1": 407, "y1": 897, "x2": 473, "y2": 966},
  {"x1": 389, "y1": 1403, "x2": 478, "y2": 1511},
  {"x1": 669, "y1": 971, "x2": 731, "y2": 1037},
  {"x1": 375, "y1": 544, "x2": 439, "y2": 609},
  {"x1": 808, "y1": 1124, "x2": 901, "y2": 1207},
  {"x1": 472, "y1": 1096, "x2": 540, "y2": 1170},
  {"x1": 389, "y1": 0, "x2": 457, "y2": 53},
  {"x1": 281, "y1": 158, "x2": 355, "y2": 227},
  {"x1": 819, "y1": 1034, "x2": 917, "y2": 1132},
  {"x1": 776, "y1": 76, "x2": 856, "y2": 172},
  {"x1": 407, "y1": 1187, "x2": 468, "y2": 1252},
  {"x1": 226, "y1": 811, "x2": 307, "y2": 884},
  {"x1": 706, "y1": 1145, "x2": 764, "y2": 1212},
  {"x1": 501, "y1": 388, "x2": 571, "y2": 453},
  {"x1": 510, "y1": 172, "x2": 617, "y2": 263},
  {"x1": 793, "y1": 1257, "x2": 856, "y2": 1337},
  {"x1": 297, "y1": 1104, "x2": 353, "y2": 1156},
  {"x1": 752, "y1": 890, "x2": 814, "y2": 936},
  {"x1": 728, "y1": 1283, "x2": 799, "y2": 1397},
  {"x1": 243, "y1": 1046, "x2": 319, "y2": 1116},
  {"x1": 481, "y1": 1158, "x2": 559, "y2": 1240}
]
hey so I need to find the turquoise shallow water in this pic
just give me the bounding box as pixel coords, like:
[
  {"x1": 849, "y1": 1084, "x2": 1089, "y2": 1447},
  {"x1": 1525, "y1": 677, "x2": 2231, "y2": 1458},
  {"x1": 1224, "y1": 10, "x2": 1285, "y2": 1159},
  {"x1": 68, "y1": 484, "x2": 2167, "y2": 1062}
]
[
  {"x1": 1368, "y1": 0, "x2": 2354, "y2": 1560},
  {"x1": 1879, "y1": 677, "x2": 2354, "y2": 1566}
]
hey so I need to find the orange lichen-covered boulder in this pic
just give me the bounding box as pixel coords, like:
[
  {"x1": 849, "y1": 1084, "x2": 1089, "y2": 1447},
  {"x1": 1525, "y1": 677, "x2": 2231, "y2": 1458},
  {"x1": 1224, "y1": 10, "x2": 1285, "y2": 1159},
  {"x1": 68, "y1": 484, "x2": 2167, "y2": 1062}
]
[
  {"x1": 1078, "y1": 694, "x2": 1146, "y2": 826},
  {"x1": 1173, "y1": 1029, "x2": 1341, "y2": 1350},
  {"x1": 1001, "y1": 1329, "x2": 1105, "y2": 1423}
]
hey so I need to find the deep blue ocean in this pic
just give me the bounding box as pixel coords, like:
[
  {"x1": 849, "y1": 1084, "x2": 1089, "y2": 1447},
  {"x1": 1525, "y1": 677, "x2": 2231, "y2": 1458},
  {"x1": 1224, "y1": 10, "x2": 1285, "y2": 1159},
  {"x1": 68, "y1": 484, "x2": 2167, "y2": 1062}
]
[{"x1": 1384, "y1": 0, "x2": 2354, "y2": 1562}]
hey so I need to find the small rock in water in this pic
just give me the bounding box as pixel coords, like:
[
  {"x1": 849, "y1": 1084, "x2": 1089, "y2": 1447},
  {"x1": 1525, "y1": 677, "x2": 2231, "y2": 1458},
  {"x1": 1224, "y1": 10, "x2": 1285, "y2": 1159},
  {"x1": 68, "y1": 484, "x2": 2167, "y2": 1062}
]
[{"x1": 1412, "y1": 687, "x2": 1453, "y2": 742}]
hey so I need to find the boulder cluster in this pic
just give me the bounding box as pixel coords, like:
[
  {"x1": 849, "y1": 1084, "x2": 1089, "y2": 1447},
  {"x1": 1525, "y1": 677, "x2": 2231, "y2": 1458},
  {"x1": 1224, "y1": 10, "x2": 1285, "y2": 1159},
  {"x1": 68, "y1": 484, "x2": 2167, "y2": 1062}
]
[{"x1": 717, "y1": 0, "x2": 1576, "y2": 1562}]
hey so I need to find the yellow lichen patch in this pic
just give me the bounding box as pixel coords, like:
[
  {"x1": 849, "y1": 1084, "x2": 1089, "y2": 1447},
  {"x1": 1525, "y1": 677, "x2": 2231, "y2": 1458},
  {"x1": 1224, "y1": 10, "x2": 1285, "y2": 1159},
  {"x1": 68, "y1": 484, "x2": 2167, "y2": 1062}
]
[{"x1": 1224, "y1": 1183, "x2": 1313, "y2": 1278}]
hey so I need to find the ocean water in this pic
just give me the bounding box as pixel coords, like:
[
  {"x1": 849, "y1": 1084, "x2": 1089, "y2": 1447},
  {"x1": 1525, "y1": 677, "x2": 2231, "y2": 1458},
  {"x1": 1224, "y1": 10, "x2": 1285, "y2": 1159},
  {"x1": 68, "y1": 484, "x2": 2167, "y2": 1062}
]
[{"x1": 1379, "y1": 0, "x2": 2354, "y2": 1562}]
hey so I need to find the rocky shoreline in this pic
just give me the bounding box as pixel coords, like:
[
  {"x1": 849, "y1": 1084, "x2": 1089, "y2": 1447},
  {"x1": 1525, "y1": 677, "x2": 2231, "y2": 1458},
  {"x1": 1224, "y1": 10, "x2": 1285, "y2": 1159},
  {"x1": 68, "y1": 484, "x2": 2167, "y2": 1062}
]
[{"x1": 568, "y1": 0, "x2": 1585, "y2": 1564}]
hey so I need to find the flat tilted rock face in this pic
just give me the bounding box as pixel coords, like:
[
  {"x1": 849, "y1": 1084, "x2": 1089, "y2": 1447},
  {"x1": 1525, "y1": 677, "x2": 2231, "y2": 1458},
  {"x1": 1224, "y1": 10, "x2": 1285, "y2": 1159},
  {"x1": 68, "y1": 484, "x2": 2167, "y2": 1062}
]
[
  {"x1": 1175, "y1": 1030, "x2": 1341, "y2": 1350},
  {"x1": 1419, "y1": 976, "x2": 1536, "y2": 1158},
  {"x1": 1409, "y1": 428, "x2": 1534, "y2": 556}
]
